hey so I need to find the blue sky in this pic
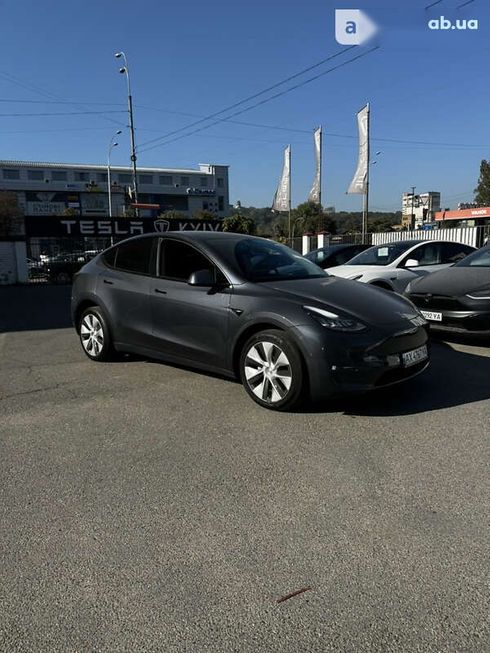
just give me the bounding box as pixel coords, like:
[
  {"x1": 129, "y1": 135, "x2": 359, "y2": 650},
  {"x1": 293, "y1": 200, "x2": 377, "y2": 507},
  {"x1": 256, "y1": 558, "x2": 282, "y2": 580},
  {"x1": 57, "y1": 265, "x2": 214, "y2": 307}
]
[{"x1": 1, "y1": 0, "x2": 488, "y2": 211}]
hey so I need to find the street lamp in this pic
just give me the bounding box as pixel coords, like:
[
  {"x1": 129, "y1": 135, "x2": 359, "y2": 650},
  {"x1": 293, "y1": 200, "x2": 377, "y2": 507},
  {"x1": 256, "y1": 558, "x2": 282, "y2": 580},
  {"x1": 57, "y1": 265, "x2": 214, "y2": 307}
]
[
  {"x1": 411, "y1": 185, "x2": 416, "y2": 230},
  {"x1": 115, "y1": 51, "x2": 138, "y2": 207},
  {"x1": 107, "y1": 129, "x2": 122, "y2": 220}
]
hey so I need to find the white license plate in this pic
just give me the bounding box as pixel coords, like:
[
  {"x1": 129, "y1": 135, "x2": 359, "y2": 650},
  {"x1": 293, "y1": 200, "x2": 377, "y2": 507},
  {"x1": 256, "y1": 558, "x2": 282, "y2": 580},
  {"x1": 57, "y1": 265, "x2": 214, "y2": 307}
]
[
  {"x1": 402, "y1": 345, "x2": 428, "y2": 368},
  {"x1": 421, "y1": 310, "x2": 442, "y2": 322}
]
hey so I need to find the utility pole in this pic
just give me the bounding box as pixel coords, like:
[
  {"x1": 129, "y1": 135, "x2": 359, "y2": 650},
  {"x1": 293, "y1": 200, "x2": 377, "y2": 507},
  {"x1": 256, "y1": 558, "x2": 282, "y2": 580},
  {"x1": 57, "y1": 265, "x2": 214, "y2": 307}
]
[
  {"x1": 361, "y1": 104, "x2": 370, "y2": 244},
  {"x1": 411, "y1": 186, "x2": 416, "y2": 230},
  {"x1": 115, "y1": 52, "x2": 138, "y2": 212}
]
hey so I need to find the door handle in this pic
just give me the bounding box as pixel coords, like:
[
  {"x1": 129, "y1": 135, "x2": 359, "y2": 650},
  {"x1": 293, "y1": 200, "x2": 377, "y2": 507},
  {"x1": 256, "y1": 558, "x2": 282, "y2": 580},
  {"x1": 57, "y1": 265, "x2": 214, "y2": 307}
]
[
  {"x1": 154, "y1": 288, "x2": 167, "y2": 294},
  {"x1": 103, "y1": 279, "x2": 114, "y2": 285}
]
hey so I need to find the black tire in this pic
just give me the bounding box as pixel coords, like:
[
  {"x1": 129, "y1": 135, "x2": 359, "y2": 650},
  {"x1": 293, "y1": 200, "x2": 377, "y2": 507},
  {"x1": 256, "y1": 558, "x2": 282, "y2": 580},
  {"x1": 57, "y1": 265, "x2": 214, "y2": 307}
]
[
  {"x1": 55, "y1": 271, "x2": 71, "y2": 284},
  {"x1": 78, "y1": 306, "x2": 116, "y2": 362},
  {"x1": 239, "y1": 329, "x2": 305, "y2": 411}
]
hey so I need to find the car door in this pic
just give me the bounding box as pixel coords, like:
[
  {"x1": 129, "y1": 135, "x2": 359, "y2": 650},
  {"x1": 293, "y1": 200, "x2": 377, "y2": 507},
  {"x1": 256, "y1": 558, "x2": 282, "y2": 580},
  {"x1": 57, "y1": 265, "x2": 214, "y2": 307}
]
[
  {"x1": 150, "y1": 238, "x2": 232, "y2": 369},
  {"x1": 98, "y1": 237, "x2": 155, "y2": 347},
  {"x1": 395, "y1": 242, "x2": 446, "y2": 291}
]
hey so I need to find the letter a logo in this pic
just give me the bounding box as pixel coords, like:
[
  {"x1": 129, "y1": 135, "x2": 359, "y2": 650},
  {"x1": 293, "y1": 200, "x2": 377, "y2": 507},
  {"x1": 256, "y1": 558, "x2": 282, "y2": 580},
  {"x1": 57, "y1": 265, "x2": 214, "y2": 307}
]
[{"x1": 335, "y1": 9, "x2": 377, "y2": 45}]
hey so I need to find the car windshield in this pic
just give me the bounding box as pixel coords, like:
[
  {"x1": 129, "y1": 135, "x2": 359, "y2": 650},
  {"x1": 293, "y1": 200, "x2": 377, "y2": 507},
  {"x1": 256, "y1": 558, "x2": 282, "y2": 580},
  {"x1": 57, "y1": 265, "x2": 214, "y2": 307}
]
[
  {"x1": 454, "y1": 246, "x2": 490, "y2": 267},
  {"x1": 347, "y1": 242, "x2": 417, "y2": 266},
  {"x1": 235, "y1": 239, "x2": 327, "y2": 282}
]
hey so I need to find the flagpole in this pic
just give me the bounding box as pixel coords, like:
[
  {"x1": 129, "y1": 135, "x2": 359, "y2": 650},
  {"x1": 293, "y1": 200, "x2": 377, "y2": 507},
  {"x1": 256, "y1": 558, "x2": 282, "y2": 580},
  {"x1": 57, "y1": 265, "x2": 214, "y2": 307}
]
[
  {"x1": 362, "y1": 104, "x2": 370, "y2": 244},
  {"x1": 288, "y1": 144, "x2": 292, "y2": 245},
  {"x1": 318, "y1": 126, "x2": 322, "y2": 210}
]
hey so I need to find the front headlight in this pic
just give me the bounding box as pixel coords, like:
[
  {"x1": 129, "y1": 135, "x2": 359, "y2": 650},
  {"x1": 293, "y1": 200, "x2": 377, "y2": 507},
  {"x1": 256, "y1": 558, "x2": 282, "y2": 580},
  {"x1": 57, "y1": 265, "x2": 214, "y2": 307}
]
[
  {"x1": 349, "y1": 274, "x2": 363, "y2": 281},
  {"x1": 303, "y1": 305, "x2": 367, "y2": 332}
]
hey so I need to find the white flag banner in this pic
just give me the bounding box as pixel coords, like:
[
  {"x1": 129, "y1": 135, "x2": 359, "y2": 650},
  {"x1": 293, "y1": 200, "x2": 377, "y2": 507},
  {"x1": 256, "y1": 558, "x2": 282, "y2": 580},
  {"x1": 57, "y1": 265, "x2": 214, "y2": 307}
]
[
  {"x1": 347, "y1": 104, "x2": 369, "y2": 194},
  {"x1": 308, "y1": 127, "x2": 322, "y2": 204},
  {"x1": 272, "y1": 145, "x2": 291, "y2": 212}
]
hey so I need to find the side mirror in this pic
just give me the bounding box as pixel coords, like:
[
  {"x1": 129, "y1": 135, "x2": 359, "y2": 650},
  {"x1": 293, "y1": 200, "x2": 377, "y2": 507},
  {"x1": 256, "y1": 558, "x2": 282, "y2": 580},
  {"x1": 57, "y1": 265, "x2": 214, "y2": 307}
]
[
  {"x1": 405, "y1": 258, "x2": 419, "y2": 268},
  {"x1": 187, "y1": 269, "x2": 215, "y2": 286}
]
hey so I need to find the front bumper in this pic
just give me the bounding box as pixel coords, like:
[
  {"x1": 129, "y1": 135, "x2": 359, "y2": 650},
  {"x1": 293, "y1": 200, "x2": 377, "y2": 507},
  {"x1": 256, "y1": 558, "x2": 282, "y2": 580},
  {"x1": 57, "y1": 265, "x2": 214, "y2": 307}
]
[
  {"x1": 424, "y1": 310, "x2": 490, "y2": 336},
  {"x1": 291, "y1": 323, "x2": 430, "y2": 402}
]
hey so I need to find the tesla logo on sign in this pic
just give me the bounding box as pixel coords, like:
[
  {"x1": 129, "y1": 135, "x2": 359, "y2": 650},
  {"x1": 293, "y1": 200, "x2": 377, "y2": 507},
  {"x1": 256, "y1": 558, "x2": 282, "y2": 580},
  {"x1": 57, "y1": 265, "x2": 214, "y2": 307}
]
[{"x1": 154, "y1": 219, "x2": 170, "y2": 233}]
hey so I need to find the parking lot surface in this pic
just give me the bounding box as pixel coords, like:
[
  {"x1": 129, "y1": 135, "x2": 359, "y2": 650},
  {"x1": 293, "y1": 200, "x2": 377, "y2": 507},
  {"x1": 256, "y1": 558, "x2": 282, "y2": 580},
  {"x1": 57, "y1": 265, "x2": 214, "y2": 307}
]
[{"x1": 1, "y1": 285, "x2": 489, "y2": 652}]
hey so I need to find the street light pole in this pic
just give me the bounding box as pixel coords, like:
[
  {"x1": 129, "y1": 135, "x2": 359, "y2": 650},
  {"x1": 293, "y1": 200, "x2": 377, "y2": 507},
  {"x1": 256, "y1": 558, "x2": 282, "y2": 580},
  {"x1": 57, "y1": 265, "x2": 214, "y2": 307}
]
[
  {"x1": 411, "y1": 185, "x2": 416, "y2": 230},
  {"x1": 115, "y1": 52, "x2": 138, "y2": 208},
  {"x1": 107, "y1": 129, "x2": 122, "y2": 222}
]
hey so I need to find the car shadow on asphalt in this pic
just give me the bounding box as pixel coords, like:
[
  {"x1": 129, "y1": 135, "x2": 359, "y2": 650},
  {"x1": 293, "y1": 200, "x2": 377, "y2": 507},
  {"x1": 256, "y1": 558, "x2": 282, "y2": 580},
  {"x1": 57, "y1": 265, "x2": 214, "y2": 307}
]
[
  {"x1": 309, "y1": 340, "x2": 490, "y2": 417},
  {"x1": 0, "y1": 285, "x2": 72, "y2": 333}
]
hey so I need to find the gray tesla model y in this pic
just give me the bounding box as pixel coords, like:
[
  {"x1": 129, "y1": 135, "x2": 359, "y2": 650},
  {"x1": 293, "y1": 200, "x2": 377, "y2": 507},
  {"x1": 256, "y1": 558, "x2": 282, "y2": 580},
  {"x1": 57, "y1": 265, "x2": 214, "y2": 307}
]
[{"x1": 71, "y1": 232, "x2": 429, "y2": 410}]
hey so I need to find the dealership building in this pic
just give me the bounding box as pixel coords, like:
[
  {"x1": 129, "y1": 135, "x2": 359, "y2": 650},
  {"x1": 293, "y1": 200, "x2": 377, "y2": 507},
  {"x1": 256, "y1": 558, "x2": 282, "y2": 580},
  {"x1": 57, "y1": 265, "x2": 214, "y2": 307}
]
[
  {"x1": 0, "y1": 159, "x2": 230, "y2": 220},
  {"x1": 0, "y1": 159, "x2": 230, "y2": 278}
]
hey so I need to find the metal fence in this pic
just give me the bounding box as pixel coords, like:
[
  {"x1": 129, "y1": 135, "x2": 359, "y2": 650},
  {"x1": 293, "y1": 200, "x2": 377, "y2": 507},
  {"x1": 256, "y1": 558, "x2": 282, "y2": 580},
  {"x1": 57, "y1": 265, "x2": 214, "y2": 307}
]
[
  {"x1": 291, "y1": 225, "x2": 489, "y2": 255},
  {"x1": 26, "y1": 237, "x2": 113, "y2": 284},
  {"x1": 371, "y1": 226, "x2": 487, "y2": 248}
]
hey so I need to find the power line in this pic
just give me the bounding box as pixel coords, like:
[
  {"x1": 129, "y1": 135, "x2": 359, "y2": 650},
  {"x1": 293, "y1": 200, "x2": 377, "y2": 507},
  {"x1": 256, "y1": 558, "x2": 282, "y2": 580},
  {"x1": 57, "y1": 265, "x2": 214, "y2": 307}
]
[
  {"x1": 137, "y1": 45, "x2": 358, "y2": 150},
  {"x1": 0, "y1": 110, "x2": 127, "y2": 117},
  {"x1": 139, "y1": 46, "x2": 379, "y2": 154},
  {"x1": 0, "y1": 98, "x2": 125, "y2": 106},
  {"x1": 0, "y1": 71, "x2": 127, "y2": 128}
]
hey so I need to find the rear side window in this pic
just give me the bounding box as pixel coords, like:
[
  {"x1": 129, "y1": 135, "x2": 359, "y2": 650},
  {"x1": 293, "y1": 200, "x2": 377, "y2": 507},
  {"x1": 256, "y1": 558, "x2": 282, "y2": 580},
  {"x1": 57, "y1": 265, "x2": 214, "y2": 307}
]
[
  {"x1": 114, "y1": 238, "x2": 154, "y2": 275},
  {"x1": 440, "y1": 242, "x2": 474, "y2": 264},
  {"x1": 331, "y1": 248, "x2": 359, "y2": 266},
  {"x1": 102, "y1": 248, "x2": 117, "y2": 267}
]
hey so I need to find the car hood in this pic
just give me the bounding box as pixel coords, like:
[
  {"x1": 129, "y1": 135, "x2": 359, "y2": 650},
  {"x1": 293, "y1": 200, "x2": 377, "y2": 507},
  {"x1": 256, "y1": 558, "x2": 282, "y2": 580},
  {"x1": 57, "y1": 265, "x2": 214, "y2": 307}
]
[
  {"x1": 328, "y1": 264, "x2": 391, "y2": 279},
  {"x1": 408, "y1": 266, "x2": 490, "y2": 296},
  {"x1": 261, "y1": 276, "x2": 418, "y2": 326}
]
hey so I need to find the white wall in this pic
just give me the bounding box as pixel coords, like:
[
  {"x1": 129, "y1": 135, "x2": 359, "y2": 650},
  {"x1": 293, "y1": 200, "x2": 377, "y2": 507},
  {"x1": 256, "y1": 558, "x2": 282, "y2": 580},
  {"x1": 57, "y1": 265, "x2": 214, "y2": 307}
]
[
  {"x1": 372, "y1": 227, "x2": 480, "y2": 248},
  {"x1": 0, "y1": 241, "x2": 28, "y2": 284}
]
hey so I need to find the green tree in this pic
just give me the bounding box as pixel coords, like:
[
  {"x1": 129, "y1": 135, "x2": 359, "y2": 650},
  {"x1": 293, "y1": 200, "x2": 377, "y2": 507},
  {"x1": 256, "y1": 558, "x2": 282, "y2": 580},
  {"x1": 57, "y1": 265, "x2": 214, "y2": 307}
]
[
  {"x1": 474, "y1": 159, "x2": 490, "y2": 206},
  {"x1": 222, "y1": 213, "x2": 256, "y2": 235},
  {"x1": 193, "y1": 209, "x2": 217, "y2": 220},
  {"x1": 291, "y1": 202, "x2": 337, "y2": 234},
  {"x1": 0, "y1": 192, "x2": 23, "y2": 237},
  {"x1": 157, "y1": 209, "x2": 187, "y2": 220}
]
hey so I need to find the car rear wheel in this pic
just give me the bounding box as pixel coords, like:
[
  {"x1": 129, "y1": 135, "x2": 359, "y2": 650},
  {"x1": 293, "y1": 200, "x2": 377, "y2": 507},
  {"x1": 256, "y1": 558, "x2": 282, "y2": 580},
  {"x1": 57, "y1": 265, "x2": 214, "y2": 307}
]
[
  {"x1": 79, "y1": 306, "x2": 116, "y2": 362},
  {"x1": 55, "y1": 271, "x2": 71, "y2": 284},
  {"x1": 240, "y1": 329, "x2": 305, "y2": 411}
]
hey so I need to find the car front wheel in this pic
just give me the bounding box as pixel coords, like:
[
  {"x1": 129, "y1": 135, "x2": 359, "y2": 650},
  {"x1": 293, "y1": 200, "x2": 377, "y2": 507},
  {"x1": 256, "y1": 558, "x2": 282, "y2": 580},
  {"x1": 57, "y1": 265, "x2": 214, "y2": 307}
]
[
  {"x1": 78, "y1": 306, "x2": 116, "y2": 362},
  {"x1": 240, "y1": 329, "x2": 305, "y2": 411}
]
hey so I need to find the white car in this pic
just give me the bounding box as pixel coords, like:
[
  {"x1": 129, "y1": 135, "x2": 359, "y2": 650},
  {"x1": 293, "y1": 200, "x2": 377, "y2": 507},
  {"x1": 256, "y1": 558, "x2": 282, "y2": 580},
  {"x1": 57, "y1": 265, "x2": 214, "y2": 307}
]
[{"x1": 328, "y1": 240, "x2": 476, "y2": 293}]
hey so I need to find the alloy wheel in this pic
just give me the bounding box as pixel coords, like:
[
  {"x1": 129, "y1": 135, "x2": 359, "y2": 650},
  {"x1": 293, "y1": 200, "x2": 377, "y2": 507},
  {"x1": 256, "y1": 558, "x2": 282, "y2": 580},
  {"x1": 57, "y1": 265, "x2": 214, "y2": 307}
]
[
  {"x1": 244, "y1": 340, "x2": 292, "y2": 404},
  {"x1": 80, "y1": 313, "x2": 104, "y2": 357}
]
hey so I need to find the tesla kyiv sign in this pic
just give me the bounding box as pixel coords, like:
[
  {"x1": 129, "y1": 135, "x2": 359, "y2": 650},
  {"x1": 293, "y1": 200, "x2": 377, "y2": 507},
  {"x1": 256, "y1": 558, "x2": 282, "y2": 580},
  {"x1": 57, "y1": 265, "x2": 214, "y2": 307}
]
[{"x1": 25, "y1": 216, "x2": 223, "y2": 238}]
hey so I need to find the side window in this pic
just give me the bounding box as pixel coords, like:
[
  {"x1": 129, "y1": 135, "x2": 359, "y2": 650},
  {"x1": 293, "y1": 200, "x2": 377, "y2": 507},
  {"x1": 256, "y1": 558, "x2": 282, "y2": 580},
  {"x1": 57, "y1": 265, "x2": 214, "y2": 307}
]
[
  {"x1": 114, "y1": 238, "x2": 154, "y2": 275},
  {"x1": 440, "y1": 242, "x2": 473, "y2": 264},
  {"x1": 160, "y1": 239, "x2": 225, "y2": 283},
  {"x1": 402, "y1": 243, "x2": 441, "y2": 267},
  {"x1": 331, "y1": 249, "x2": 357, "y2": 266},
  {"x1": 102, "y1": 248, "x2": 117, "y2": 267}
]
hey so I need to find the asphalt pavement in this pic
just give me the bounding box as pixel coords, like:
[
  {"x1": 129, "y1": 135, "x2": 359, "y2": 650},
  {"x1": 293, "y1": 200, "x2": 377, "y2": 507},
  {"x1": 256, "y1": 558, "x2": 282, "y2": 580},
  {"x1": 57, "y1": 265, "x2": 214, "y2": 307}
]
[{"x1": 1, "y1": 285, "x2": 489, "y2": 652}]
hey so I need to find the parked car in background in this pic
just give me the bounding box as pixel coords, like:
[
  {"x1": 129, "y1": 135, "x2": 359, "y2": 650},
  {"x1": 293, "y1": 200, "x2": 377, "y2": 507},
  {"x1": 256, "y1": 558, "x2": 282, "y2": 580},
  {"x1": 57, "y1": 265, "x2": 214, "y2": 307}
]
[
  {"x1": 44, "y1": 251, "x2": 100, "y2": 283},
  {"x1": 405, "y1": 246, "x2": 490, "y2": 336},
  {"x1": 328, "y1": 240, "x2": 476, "y2": 293},
  {"x1": 72, "y1": 232, "x2": 430, "y2": 411},
  {"x1": 305, "y1": 243, "x2": 370, "y2": 269}
]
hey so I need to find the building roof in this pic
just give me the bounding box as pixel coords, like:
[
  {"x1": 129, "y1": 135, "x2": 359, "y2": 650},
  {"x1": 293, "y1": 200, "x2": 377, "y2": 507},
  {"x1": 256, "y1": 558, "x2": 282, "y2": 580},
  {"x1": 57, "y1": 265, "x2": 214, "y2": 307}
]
[{"x1": 0, "y1": 160, "x2": 223, "y2": 175}]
